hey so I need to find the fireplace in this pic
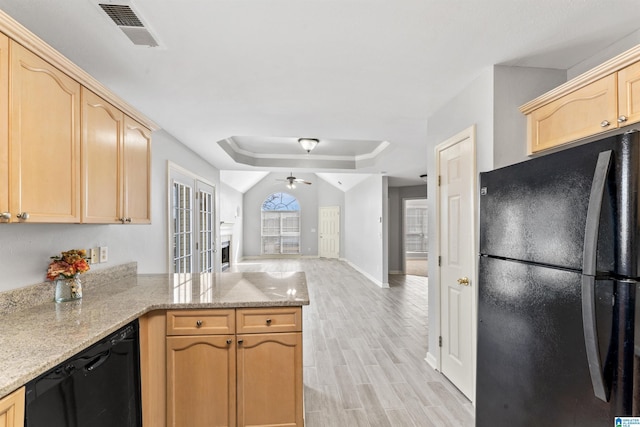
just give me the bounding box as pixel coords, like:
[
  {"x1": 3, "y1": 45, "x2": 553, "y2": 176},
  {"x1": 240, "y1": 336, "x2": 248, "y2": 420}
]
[{"x1": 221, "y1": 238, "x2": 230, "y2": 271}]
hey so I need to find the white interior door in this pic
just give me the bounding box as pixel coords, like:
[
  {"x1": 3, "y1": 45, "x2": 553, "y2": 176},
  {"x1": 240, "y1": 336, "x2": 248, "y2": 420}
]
[
  {"x1": 437, "y1": 126, "x2": 476, "y2": 400},
  {"x1": 319, "y1": 206, "x2": 340, "y2": 258}
]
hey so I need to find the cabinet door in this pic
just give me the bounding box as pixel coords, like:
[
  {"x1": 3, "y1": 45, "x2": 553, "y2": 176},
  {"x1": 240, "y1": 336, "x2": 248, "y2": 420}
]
[
  {"x1": 9, "y1": 41, "x2": 81, "y2": 222},
  {"x1": 81, "y1": 88, "x2": 123, "y2": 223},
  {"x1": 0, "y1": 34, "x2": 8, "y2": 222},
  {"x1": 527, "y1": 73, "x2": 617, "y2": 153},
  {"x1": 237, "y1": 332, "x2": 303, "y2": 427},
  {"x1": 167, "y1": 335, "x2": 236, "y2": 427},
  {"x1": 123, "y1": 116, "x2": 151, "y2": 224},
  {"x1": 618, "y1": 61, "x2": 640, "y2": 127},
  {"x1": 0, "y1": 387, "x2": 25, "y2": 427}
]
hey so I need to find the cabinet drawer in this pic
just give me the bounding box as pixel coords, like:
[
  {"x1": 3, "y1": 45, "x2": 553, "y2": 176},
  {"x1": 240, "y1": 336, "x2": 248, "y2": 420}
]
[
  {"x1": 236, "y1": 307, "x2": 302, "y2": 334},
  {"x1": 166, "y1": 309, "x2": 235, "y2": 335}
]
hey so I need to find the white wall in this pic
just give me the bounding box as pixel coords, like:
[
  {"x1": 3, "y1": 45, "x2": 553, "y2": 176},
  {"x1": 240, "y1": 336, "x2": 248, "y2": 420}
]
[
  {"x1": 0, "y1": 129, "x2": 220, "y2": 292},
  {"x1": 568, "y1": 29, "x2": 640, "y2": 79},
  {"x1": 493, "y1": 65, "x2": 566, "y2": 168},
  {"x1": 344, "y1": 174, "x2": 388, "y2": 287}
]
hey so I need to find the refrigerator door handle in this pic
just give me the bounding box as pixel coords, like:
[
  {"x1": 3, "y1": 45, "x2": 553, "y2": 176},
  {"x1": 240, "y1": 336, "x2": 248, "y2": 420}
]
[
  {"x1": 582, "y1": 275, "x2": 610, "y2": 401},
  {"x1": 582, "y1": 149, "x2": 612, "y2": 277},
  {"x1": 581, "y1": 149, "x2": 612, "y2": 402}
]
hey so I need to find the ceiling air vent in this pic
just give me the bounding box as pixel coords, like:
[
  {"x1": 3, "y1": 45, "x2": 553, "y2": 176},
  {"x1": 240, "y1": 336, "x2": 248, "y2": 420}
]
[{"x1": 98, "y1": 3, "x2": 159, "y2": 47}]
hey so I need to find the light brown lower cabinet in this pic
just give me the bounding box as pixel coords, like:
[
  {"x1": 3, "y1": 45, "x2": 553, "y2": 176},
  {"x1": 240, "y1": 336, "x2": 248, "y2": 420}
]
[
  {"x1": 237, "y1": 332, "x2": 303, "y2": 427},
  {"x1": 0, "y1": 387, "x2": 24, "y2": 427},
  {"x1": 164, "y1": 307, "x2": 304, "y2": 427},
  {"x1": 167, "y1": 335, "x2": 236, "y2": 426}
]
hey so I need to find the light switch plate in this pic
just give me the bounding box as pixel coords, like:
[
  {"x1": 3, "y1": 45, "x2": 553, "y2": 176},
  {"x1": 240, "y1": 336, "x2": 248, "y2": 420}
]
[{"x1": 89, "y1": 248, "x2": 98, "y2": 264}]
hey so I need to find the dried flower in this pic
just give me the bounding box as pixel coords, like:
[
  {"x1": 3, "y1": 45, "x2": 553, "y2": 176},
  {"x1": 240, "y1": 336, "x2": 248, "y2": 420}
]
[{"x1": 47, "y1": 249, "x2": 90, "y2": 281}]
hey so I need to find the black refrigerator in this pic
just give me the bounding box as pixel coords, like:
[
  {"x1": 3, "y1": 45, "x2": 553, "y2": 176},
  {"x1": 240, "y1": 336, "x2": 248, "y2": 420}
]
[{"x1": 477, "y1": 130, "x2": 640, "y2": 426}]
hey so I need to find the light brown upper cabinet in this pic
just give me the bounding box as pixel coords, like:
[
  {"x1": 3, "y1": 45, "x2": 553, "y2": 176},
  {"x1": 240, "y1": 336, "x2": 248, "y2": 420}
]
[
  {"x1": 81, "y1": 88, "x2": 123, "y2": 223},
  {"x1": 122, "y1": 116, "x2": 151, "y2": 224},
  {"x1": 526, "y1": 74, "x2": 617, "y2": 153},
  {"x1": 9, "y1": 41, "x2": 81, "y2": 223},
  {"x1": 617, "y1": 61, "x2": 640, "y2": 127},
  {"x1": 521, "y1": 44, "x2": 640, "y2": 154},
  {"x1": 81, "y1": 89, "x2": 151, "y2": 224},
  {"x1": 0, "y1": 33, "x2": 8, "y2": 223}
]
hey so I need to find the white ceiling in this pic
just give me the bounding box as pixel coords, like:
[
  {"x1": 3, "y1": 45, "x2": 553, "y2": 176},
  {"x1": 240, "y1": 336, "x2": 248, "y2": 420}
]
[{"x1": 1, "y1": 0, "x2": 639, "y2": 192}]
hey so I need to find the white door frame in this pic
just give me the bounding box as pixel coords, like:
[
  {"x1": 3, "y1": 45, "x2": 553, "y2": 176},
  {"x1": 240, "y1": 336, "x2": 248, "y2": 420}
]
[{"x1": 434, "y1": 125, "x2": 477, "y2": 403}]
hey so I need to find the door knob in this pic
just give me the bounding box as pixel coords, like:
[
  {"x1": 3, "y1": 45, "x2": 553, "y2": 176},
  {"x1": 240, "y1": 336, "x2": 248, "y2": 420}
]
[{"x1": 457, "y1": 277, "x2": 470, "y2": 286}]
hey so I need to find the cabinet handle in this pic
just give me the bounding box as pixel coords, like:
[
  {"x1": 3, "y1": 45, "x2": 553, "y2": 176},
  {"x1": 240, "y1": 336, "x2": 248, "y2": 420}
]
[
  {"x1": 196, "y1": 320, "x2": 203, "y2": 327},
  {"x1": 600, "y1": 120, "x2": 610, "y2": 127},
  {"x1": 226, "y1": 339, "x2": 232, "y2": 345},
  {"x1": 238, "y1": 339, "x2": 244, "y2": 345},
  {"x1": 618, "y1": 115, "x2": 628, "y2": 123},
  {"x1": 0, "y1": 212, "x2": 10, "y2": 220},
  {"x1": 266, "y1": 318, "x2": 272, "y2": 326},
  {"x1": 17, "y1": 212, "x2": 29, "y2": 220}
]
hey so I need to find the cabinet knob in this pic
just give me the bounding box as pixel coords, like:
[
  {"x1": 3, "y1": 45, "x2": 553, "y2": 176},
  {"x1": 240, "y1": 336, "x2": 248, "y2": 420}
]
[
  {"x1": 226, "y1": 339, "x2": 232, "y2": 345},
  {"x1": 0, "y1": 212, "x2": 10, "y2": 220},
  {"x1": 126, "y1": 217, "x2": 132, "y2": 223},
  {"x1": 600, "y1": 120, "x2": 611, "y2": 127},
  {"x1": 196, "y1": 320, "x2": 203, "y2": 327},
  {"x1": 17, "y1": 212, "x2": 29, "y2": 220},
  {"x1": 238, "y1": 339, "x2": 244, "y2": 345},
  {"x1": 119, "y1": 217, "x2": 132, "y2": 223},
  {"x1": 618, "y1": 115, "x2": 628, "y2": 123},
  {"x1": 266, "y1": 318, "x2": 272, "y2": 326}
]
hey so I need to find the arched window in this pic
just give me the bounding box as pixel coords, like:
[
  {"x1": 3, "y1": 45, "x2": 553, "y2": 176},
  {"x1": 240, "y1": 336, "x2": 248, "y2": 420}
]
[{"x1": 261, "y1": 192, "x2": 301, "y2": 254}]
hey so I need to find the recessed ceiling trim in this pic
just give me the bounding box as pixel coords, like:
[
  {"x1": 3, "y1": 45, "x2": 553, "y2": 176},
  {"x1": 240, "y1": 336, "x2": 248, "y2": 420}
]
[{"x1": 219, "y1": 137, "x2": 391, "y2": 166}]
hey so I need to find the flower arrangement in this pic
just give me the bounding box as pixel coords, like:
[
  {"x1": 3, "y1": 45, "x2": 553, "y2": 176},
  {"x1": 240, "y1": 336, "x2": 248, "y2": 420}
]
[{"x1": 47, "y1": 249, "x2": 90, "y2": 281}]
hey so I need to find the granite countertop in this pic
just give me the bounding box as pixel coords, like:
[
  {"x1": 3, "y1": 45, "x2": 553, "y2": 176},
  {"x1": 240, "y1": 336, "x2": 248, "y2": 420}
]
[{"x1": 0, "y1": 271, "x2": 309, "y2": 398}]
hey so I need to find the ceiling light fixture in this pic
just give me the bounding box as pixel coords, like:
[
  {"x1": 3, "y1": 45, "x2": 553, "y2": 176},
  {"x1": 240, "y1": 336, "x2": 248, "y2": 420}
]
[{"x1": 298, "y1": 138, "x2": 319, "y2": 153}]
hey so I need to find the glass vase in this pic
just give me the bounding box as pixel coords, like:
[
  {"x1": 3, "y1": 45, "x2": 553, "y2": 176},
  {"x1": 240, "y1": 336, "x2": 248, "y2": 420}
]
[{"x1": 54, "y1": 275, "x2": 83, "y2": 302}]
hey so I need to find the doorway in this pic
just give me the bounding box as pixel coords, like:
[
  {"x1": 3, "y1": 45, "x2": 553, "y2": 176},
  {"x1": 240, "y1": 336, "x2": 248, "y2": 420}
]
[
  {"x1": 404, "y1": 198, "x2": 428, "y2": 276},
  {"x1": 435, "y1": 125, "x2": 477, "y2": 401}
]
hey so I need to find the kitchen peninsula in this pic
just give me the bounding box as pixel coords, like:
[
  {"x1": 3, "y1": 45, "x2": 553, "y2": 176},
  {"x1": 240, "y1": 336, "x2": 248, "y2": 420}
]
[{"x1": 0, "y1": 265, "x2": 309, "y2": 426}]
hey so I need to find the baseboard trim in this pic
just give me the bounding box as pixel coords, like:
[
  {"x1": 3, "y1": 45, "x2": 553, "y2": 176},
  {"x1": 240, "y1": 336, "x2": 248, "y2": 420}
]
[
  {"x1": 425, "y1": 352, "x2": 438, "y2": 371},
  {"x1": 345, "y1": 260, "x2": 389, "y2": 289}
]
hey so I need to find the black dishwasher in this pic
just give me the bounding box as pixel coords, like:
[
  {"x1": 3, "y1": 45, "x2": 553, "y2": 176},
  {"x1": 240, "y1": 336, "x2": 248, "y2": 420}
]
[{"x1": 24, "y1": 320, "x2": 142, "y2": 427}]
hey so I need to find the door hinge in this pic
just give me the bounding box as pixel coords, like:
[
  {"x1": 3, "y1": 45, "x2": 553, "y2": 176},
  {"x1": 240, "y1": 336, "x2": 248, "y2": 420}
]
[
  {"x1": 438, "y1": 256, "x2": 441, "y2": 267},
  {"x1": 439, "y1": 336, "x2": 443, "y2": 347},
  {"x1": 438, "y1": 175, "x2": 441, "y2": 186}
]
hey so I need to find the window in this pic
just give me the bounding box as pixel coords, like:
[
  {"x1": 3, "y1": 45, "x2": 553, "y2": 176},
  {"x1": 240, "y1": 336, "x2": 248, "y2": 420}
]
[
  {"x1": 405, "y1": 201, "x2": 428, "y2": 253},
  {"x1": 261, "y1": 192, "x2": 300, "y2": 255},
  {"x1": 170, "y1": 165, "x2": 216, "y2": 273},
  {"x1": 172, "y1": 180, "x2": 193, "y2": 273}
]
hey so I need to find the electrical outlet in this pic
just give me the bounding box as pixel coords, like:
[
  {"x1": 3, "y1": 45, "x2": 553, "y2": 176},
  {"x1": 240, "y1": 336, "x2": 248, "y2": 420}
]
[
  {"x1": 99, "y1": 246, "x2": 108, "y2": 263},
  {"x1": 90, "y1": 248, "x2": 98, "y2": 264}
]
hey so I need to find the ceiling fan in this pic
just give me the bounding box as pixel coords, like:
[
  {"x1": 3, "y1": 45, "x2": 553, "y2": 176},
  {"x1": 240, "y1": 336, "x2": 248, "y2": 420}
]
[{"x1": 277, "y1": 173, "x2": 312, "y2": 189}]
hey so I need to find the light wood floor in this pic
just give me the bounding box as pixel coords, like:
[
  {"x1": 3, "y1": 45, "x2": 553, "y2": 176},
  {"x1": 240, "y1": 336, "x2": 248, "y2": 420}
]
[{"x1": 230, "y1": 258, "x2": 475, "y2": 426}]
